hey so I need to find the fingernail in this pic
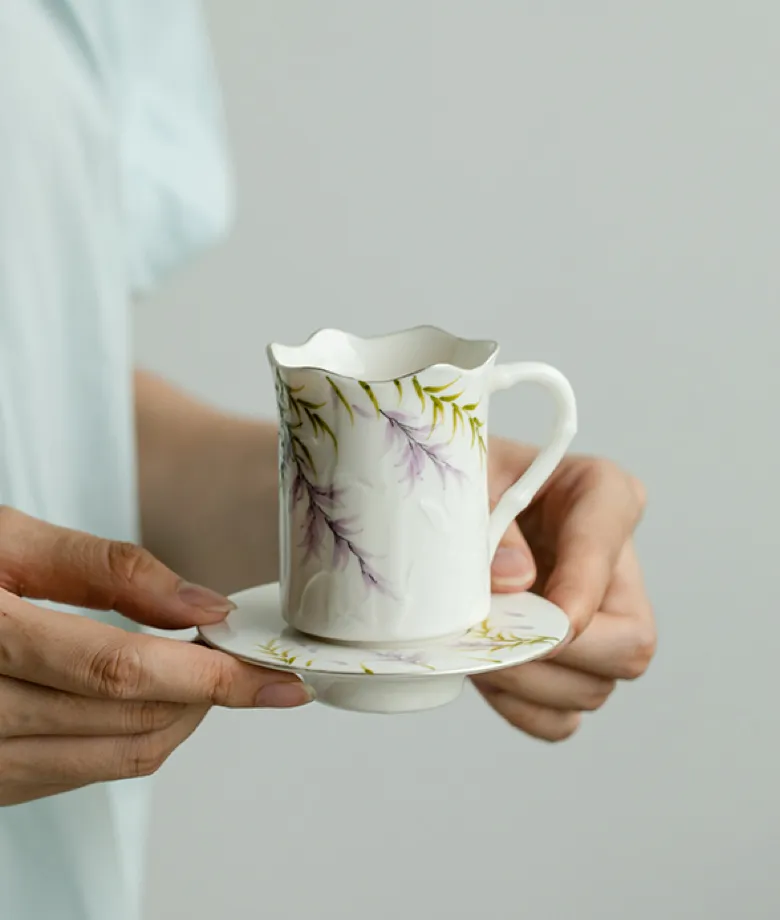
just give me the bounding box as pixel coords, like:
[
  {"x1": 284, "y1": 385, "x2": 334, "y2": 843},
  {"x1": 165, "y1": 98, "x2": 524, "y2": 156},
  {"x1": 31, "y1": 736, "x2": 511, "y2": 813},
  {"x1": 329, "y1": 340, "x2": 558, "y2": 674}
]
[
  {"x1": 177, "y1": 582, "x2": 236, "y2": 615},
  {"x1": 255, "y1": 682, "x2": 315, "y2": 708},
  {"x1": 492, "y1": 545, "x2": 535, "y2": 589}
]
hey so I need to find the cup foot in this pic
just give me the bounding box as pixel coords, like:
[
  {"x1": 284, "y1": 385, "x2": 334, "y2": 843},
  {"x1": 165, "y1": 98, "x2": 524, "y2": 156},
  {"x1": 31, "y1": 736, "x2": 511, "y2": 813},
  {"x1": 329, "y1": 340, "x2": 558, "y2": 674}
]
[{"x1": 306, "y1": 673, "x2": 466, "y2": 714}]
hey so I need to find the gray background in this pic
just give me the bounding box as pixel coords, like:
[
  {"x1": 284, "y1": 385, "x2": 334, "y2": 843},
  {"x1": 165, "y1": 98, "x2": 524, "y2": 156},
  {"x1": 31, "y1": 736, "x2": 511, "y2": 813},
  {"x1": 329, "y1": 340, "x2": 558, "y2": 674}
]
[{"x1": 137, "y1": 3, "x2": 779, "y2": 918}]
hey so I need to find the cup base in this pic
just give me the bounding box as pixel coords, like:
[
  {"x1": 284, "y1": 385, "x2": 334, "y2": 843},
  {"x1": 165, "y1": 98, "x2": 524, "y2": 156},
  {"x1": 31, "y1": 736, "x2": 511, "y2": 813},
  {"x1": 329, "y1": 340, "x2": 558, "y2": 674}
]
[{"x1": 306, "y1": 673, "x2": 467, "y2": 714}]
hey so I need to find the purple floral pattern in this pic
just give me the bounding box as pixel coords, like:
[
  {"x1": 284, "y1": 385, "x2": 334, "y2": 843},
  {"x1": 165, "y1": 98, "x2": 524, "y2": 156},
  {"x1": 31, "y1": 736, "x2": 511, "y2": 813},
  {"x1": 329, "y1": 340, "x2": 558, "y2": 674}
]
[
  {"x1": 276, "y1": 370, "x2": 486, "y2": 598},
  {"x1": 380, "y1": 410, "x2": 463, "y2": 489},
  {"x1": 277, "y1": 375, "x2": 393, "y2": 595}
]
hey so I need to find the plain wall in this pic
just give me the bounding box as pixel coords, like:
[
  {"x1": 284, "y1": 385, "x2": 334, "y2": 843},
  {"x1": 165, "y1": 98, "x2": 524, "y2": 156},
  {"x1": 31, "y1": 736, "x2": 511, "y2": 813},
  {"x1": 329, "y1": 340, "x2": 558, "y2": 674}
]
[{"x1": 137, "y1": 3, "x2": 779, "y2": 918}]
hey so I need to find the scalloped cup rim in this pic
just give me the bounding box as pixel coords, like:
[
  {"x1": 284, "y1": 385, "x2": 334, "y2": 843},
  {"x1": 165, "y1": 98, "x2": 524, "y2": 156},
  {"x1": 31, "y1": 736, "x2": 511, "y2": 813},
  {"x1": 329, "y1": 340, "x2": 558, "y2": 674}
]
[{"x1": 267, "y1": 325, "x2": 499, "y2": 384}]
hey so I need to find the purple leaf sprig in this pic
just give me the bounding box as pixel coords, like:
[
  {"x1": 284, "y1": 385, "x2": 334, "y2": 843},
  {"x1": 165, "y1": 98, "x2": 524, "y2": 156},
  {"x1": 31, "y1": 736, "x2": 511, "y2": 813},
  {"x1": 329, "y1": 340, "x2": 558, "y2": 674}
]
[
  {"x1": 290, "y1": 454, "x2": 394, "y2": 596},
  {"x1": 380, "y1": 410, "x2": 463, "y2": 489}
]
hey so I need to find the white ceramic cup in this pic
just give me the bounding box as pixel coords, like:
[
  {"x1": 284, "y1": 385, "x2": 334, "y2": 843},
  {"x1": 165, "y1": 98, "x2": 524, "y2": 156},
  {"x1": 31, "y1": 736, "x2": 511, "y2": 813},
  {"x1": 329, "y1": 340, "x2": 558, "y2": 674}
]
[{"x1": 268, "y1": 326, "x2": 577, "y2": 646}]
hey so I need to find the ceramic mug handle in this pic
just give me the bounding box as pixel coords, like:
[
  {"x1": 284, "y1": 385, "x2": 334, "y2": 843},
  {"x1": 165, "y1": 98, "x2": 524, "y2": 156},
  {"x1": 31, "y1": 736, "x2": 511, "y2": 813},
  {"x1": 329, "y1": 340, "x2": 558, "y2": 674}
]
[{"x1": 487, "y1": 362, "x2": 578, "y2": 557}]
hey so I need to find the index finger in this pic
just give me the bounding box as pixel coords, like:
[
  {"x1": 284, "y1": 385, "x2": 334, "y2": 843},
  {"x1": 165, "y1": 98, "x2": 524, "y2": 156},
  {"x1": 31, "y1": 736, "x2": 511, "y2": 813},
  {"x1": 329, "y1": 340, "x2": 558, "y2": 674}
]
[
  {"x1": 543, "y1": 463, "x2": 642, "y2": 642},
  {"x1": 0, "y1": 593, "x2": 307, "y2": 707}
]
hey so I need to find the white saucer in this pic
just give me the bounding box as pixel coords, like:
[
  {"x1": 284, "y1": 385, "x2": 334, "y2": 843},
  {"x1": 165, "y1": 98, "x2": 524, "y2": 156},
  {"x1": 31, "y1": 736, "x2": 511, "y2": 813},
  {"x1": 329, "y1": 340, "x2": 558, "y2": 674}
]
[{"x1": 198, "y1": 584, "x2": 570, "y2": 714}]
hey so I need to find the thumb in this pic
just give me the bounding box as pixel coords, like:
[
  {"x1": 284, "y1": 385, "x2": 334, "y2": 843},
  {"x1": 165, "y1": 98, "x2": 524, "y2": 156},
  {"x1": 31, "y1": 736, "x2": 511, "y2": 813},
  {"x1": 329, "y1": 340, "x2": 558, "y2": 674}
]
[
  {"x1": 0, "y1": 507, "x2": 234, "y2": 628},
  {"x1": 490, "y1": 519, "x2": 536, "y2": 593}
]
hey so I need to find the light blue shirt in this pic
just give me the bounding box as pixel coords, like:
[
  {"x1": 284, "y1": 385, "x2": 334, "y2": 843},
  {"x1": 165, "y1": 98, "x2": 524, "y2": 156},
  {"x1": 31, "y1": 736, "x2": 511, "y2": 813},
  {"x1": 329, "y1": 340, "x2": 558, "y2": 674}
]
[{"x1": 0, "y1": 2, "x2": 232, "y2": 918}]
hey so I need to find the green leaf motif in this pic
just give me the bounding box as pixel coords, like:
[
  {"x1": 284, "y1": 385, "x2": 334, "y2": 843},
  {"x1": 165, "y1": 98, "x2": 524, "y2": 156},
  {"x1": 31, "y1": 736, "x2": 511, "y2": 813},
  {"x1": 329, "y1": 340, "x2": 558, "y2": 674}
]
[
  {"x1": 423, "y1": 378, "x2": 460, "y2": 394},
  {"x1": 315, "y1": 414, "x2": 338, "y2": 453},
  {"x1": 361, "y1": 664, "x2": 375, "y2": 675},
  {"x1": 393, "y1": 379, "x2": 403, "y2": 403},
  {"x1": 429, "y1": 396, "x2": 445, "y2": 436},
  {"x1": 359, "y1": 381, "x2": 381, "y2": 416},
  {"x1": 467, "y1": 619, "x2": 557, "y2": 652},
  {"x1": 256, "y1": 637, "x2": 301, "y2": 667},
  {"x1": 439, "y1": 391, "x2": 464, "y2": 403},
  {"x1": 326, "y1": 376, "x2": 354, "y2": 424},
  {"x1": 412, "y1": 376, "x2": 426, "y2": 411},
  {"x1": 292, "y1": 435, "x2": 316, "y2": 473},
  {"x1": 450, "y1": 404, "x2": 464, "y2": 441},
  {"x1": 462, "y1": 401, "x2": 479, "y2": 412}
]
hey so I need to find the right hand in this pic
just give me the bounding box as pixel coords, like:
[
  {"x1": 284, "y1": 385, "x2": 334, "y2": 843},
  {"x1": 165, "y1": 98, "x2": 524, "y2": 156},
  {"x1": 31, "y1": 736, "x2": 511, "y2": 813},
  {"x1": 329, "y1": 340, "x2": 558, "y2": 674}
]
[{"x1": 0, "y1": 507, "x2": 311, "y2": 807}]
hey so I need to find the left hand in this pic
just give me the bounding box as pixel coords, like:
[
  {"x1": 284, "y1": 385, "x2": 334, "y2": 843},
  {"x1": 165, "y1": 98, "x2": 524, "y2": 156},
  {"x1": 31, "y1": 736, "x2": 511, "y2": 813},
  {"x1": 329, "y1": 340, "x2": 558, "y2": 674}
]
[{"x1": 476, "y1": 438, "x2": 656, "y2": 742}]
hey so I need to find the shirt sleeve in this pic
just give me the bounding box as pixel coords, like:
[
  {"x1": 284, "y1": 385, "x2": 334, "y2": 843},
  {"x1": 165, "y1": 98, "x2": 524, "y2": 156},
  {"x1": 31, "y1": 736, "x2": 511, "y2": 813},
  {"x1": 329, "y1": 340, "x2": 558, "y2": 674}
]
[{"x1": 117, "y1": 0, "x2": 235, "y2": 294}]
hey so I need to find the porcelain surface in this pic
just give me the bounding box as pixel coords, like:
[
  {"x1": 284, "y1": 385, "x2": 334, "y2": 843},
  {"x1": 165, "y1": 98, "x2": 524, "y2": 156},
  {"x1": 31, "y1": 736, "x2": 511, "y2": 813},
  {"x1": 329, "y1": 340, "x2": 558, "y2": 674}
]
[
  {"x1": 267, "y1": 326, "x2": 577, "y2": 646},
  {"x1": 198, "y1": 583, "x2": 571, "y2": 713}
]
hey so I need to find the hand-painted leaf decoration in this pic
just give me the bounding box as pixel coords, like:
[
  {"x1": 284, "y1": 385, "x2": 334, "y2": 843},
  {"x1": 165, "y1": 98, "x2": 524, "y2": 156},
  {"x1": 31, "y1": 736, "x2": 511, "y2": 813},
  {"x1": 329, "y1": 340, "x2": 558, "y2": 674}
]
[
  {"x1": 429, "y1": 396, "x2": 444, "y2": 436},
  {"x1": 439, "y1": 391, "x2": 464, "y2": 402},
  {"x1": 326, "y1": 376, "x2": 355, "y2": 424},
  {"x1": 450, "y1": 403, "x2": 464, "y2": 441},
  {"x1": 316, "y1": 415, "x2": 338, "y2": 453},
  {"x1": 412, "y1": 376, "x2": 426, "y2": 411},
  {"x1": 292, "y1": 435, "x2": 316, "y2": 472},
  {"x1": 361, "y1": 664, "x2": 375, "y2": 675},
  {"x1": 462, "y1": 401, "x2": 479, "y2": 412},
  {"x1": 359, "y1": 381, "x2": 381, "y2": 416},
  {"x1": 423, "y1": 378, "x2": 460, "y2": 394},
  {"x1": 394, "y1": 379, "x2": 403, "y2": 403},
  {"x1": 298, "y1": 399, "x2": 326, "y2": 410}
]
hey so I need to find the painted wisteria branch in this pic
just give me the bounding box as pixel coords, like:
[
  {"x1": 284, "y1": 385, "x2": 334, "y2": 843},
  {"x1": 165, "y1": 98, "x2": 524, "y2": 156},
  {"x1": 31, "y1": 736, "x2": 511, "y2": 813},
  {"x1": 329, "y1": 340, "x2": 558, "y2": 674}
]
[
  {"x1": 291, "y1": 459, "x2": 393, "y2": 594},
  {"x1": 276, "y1": 373, "x2": 393, "y2": 595},
  {"x1": 276, "y1": 369, "x2": 484, "y2": 598},
  {"x1": 328, "y1": 376, "x2": 470, "y2": 486},
  {"x1": 379, "y1": 409, "x2": 462, "y2": 488}
]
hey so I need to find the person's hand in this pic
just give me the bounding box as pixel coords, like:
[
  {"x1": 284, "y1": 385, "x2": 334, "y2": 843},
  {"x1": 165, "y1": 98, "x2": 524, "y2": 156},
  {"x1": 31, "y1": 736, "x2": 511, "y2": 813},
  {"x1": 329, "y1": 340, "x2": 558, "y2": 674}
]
[
  {"x1": 477, "y1": 439, "x2": 656, "y2": 741},
  {"x1": 0, "y1": 507, "x2": 312, "y2": 807}
]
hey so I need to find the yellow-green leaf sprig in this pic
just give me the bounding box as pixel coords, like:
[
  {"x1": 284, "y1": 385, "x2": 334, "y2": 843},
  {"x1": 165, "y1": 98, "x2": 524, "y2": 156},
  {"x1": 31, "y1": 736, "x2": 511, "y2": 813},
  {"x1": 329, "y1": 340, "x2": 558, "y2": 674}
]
[
  {"x1": 408, "y1": 375, "x2": 488, "y2": 463},
  {"x1": 278, "y1": 374, "x2": 339, "y2": 456},
  {"x1": 256, "y1": 638, "x2": 304, "y2": 667},
  {"x1": 468, "y1": 618, "x2": 557, "y2": 653}
]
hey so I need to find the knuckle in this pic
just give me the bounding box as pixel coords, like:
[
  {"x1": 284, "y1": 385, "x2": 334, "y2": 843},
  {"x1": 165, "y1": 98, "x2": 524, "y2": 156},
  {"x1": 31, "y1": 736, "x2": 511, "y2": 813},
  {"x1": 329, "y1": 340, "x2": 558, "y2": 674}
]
[
  {"x1": 581, "y1": 679, "x2": 617, "y2": 711},
  {"x1": 203, "y1": 658, "x2": 237, "y2": 706},
  {"x1": 628, "y1": 475, "x2": 648, "y2": 513},
  {"x1": 115, "y1": 735, "x2": 168, "y2": 779},
  {"x1": 104, "y1": 541, "x2": 156, "y2": 588},
  {"x1": 0, "y1": 606, "x2": 18, "y2": 672},
  {"x1": 618, "y1": 626, "x2": 657, "y2": 680},
  {"x1": 86, "y1": 644, "x2": 147, "y2": 700},
  {"x1": 123, "y1": 700, "x2": 180, "y2": 734},
  {"x1": 583, "y1": 456, "x2": 622, "y2": 486},
  {"x1": 544, "y1": 713, "x2": 582, "y2": 743},
  {"x1": 582, "y1": 458, "x2": 646, "y2": 525}
]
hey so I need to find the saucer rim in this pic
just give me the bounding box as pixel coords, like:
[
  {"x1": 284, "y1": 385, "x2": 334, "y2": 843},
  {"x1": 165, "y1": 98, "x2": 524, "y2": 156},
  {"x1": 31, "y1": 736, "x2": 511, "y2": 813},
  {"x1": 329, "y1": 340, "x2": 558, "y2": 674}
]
[{"x1": 197, "y1": 583, "x2": 570, "y2": 680}]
